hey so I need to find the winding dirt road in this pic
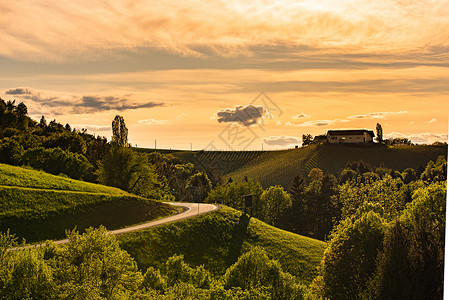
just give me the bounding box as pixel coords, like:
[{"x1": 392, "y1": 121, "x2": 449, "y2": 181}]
[{"x1": 8, "y1": 202, "x2": 219, "y2": 251}]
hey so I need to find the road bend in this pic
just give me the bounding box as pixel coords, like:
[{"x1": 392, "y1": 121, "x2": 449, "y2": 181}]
[{"x1": 7, "y1": 202, "x2": 219, "y2": 251}]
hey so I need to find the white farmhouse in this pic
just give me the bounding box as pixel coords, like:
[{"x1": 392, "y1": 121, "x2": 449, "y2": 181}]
[{"x1": 326, "y1": 130, "x2": 375, "y2": 143}]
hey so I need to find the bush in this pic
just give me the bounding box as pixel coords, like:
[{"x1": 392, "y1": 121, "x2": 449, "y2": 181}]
[
  {"x1": 0, "y1": 250, "x2": 55, "y2": 299},
  {"x1": 0, "y1": 138, "x2": 23, "y2": 165},
  {"x1": 223, "y1": 247, "x2": 308, "y2": 299},
  {"x1": 21, "y1": 147, "x2": 94, "y2": 181}
]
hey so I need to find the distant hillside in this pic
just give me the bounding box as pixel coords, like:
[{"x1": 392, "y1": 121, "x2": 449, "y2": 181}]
[
  {"x1": 226, "y1": 144, "x2": 447, "y2": 188},
  {"x1": 135, "y1": 147, "x2": 267, "y2": 174},
  {"x1": 137, "y1": 143, "x2": 447, "y2": 188},
  {"x1": 119, "y1": 206, "x2": 326, "y2": 284},
  {"x1": 0, "y1": 164, "x2": 176, "y2": 242}
]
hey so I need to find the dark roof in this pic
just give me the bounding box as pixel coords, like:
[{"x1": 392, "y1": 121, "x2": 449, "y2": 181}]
[{"x1": 327, "y1": 130, "x2": 375, "y2": 137}]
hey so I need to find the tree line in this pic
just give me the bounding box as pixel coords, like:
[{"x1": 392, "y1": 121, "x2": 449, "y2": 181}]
[
  {"x1": 0, "y1": 100, "x2": 211, "y2": 202},
  {"x1": 206, "y1": 157, "x2": 446, "y2": 299}
]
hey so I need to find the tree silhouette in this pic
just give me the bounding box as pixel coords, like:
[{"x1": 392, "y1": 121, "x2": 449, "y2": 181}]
[
  {"x1": 376, "y1": 123, "x2": 383, "y2": 143},
  {"x1": 112, "y1": 115, "x2": 128, "y2": 147},
  {"x1": 302, "y1": 134, "x2": 313, "y2": 146}
]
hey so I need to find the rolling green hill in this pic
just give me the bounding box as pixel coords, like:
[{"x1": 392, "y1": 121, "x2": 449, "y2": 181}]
[
  {"x1": 0, "y1": 164, "x2": 176, "y2": 242},
  {"x1": 119, "y1": 206, "x2": 326, "y2": 284},
  {"x1": 226, "y1": 144, "x2": 447, "y2": 188},
  {"x1": 148, "y1": 144, "x2": 447, "y2": 188}
]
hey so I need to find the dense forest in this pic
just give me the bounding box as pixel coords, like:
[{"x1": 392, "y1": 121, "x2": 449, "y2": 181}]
[{"x1": 0, "y1": 98, "x2": 447, "y2": 299}]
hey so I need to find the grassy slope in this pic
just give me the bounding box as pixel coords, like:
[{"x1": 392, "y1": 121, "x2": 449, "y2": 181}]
[
  {"x1": 0, "y1": 164, "x2": 128, "y2": 195},
  {"x1": 0, "y1": 164, "x2": 176, "y2": 242},
  {"x1": 225, "y1": 144, "x2": 448, "y2": 188},
  {"x1": 119, "y1": 206, "x2": 326, "y2": 284}
]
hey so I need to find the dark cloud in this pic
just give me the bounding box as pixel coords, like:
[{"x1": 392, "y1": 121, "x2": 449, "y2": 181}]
[
  {"x1": 86, "y1": 96, "x2": 163, "y2": 112},
  {"x1": 263, "y1": 136, "x2": 301, "y2": 146},
  {"x1": 216, "y1": 104, "x2": 266, "y2": 126},
  {"x1": 3, "y1": 87, "x2": 164, "y2": 114},
  {"x1": 79, "y1": 96, "x2": 162, "y2": 112},
  {"x1": 5, "y1": 87, "x2": 32, "y2": 95}
]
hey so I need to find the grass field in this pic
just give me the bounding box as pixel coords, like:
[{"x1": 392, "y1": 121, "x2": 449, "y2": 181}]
[
  {"x1": 0, "y1": 164, "x2": 176, "y2": 242},
  {"x1": 118, "y1": 206, "x2": 326, "y2": 284}
]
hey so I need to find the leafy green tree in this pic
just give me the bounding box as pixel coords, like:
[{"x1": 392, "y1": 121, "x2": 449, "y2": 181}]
[
  {"x1": 318, "y1": 210, "x2": 386, "y2": 299},
  {"x1": 167, "y1": 163, "x2": 196, "y2": 201},
  {"x1": 142, "y1": 266, "x2": 167, "y2": 291},
  {"x1": 0, "y1": 231, "x2": 19, "y2": 293},
  {"x1": 421, "y1": 156, "x2": 447, "y2": 183},
  {"x1": 14, "y1": 102, "x2": 28, "y2": 130},
  {"x1": 369, "y1": 182, "x2": 446, "y2": 299},
  {"x1": 44, "y1": 132, "x2": 87, "y2": 155},
  {"x1": 308, "y1": 168, "x2": 323, "y2": 181},
  {"x1": 164, "y1": 254, "x2": 212, "y2": 289},
  {"x1": 21, "y1": 147, "x2": 94, "y2": 181},
  {"x1": 400, "y1": 182, "x2": 446, "y2": 299},
  {"x1": 339, "y1": 168, "x2": 357, "y2": 184},
  {"x1": 52, "y1": 227, "x2": 143, "y2": 299},
  {"x1": 402, "y1": 167, "x2": 417, "y2": 184},
  {"x1": 111, "y1": 115, "x2": 128, "y2": 147},
  {"x1": 283, "y1": 175, "x2": 307, "y2": 233},
  {"x1": 261, "y1": 186, "x2": 292, "y2": 226},
  {"x1": 374, "y1": 166, "x2": 391, "y2": 178},
  {"x1": 360, "y1": 171, "x2": 380, "y2": 184},
  {"x1": 206, "y1": 179, "x2": 263, "y2": 212},
  {"x1": 339, "y1": 176, "x2": 407, "y2": 220},
  {"x1": 294, "y1": 175, "x2": 341, "y2": 239},
  {"x1": 98, "y1": 147, "x2": 162, "y2": 198},
  {"x1": 368, "y1": 220, "x2": 413, "y2": 300},
  {"x1": 288, "y1": 175, "x2": 305, "y2": 199},
  {"x1": 0, "y1": 138, "x2": 23, "y2": 165},
  {"x1": 1, "y1": 250, "x2": 55, "y2": 299},
  {"x1": 186, "y1": 172, "x2": 212, "y2": 203}
]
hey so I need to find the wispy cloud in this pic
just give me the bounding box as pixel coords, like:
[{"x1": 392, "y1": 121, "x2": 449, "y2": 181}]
[
  {"x1": 137, "y1": 119, "x2": 170, "y2": 125},
  {"x1": 263, "y1": 135, "x2": 301, "y2": 146},
  {"x1": 385, "y1": 132, "x2": 447, "y2": 144},
  {"x1": 286, "y1": 118, "x2": 349, "y2": 127},
  {"x1": 215, "y1": 104, "x2": 266, "y2": 127},
  {"x1": 293, "y1": 112, "x2": 311, "y2": 119},
  {"x1": 0, "y1": 1, "x2": 448, "y2": 62},
  {"x1": 347, "y1": 111, "x2": 408, "y2": 119},
  {"x1": 425, "y1": 118, "x2": 437, "y2": 123}
]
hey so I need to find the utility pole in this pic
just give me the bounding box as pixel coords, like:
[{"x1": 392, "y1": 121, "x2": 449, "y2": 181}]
[
  {"x1": 191, "y1": 143, "x2": 193, "y2": 151},
  {"x1": 154, "y1": 140, "x2": 157, "y2": 149},
  {"x1": 262, "y1": 143, "x2": 263, "y2": 151}
]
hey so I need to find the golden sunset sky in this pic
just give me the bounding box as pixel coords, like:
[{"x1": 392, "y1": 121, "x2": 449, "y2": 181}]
[{"x1": 1, "y1": 0, "x2": 448, "y2": 149}]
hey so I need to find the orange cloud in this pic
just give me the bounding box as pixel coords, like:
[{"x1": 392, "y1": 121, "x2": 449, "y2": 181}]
[{"x1": 1, "y1": 0, "x2": 448, "y2": 62}]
